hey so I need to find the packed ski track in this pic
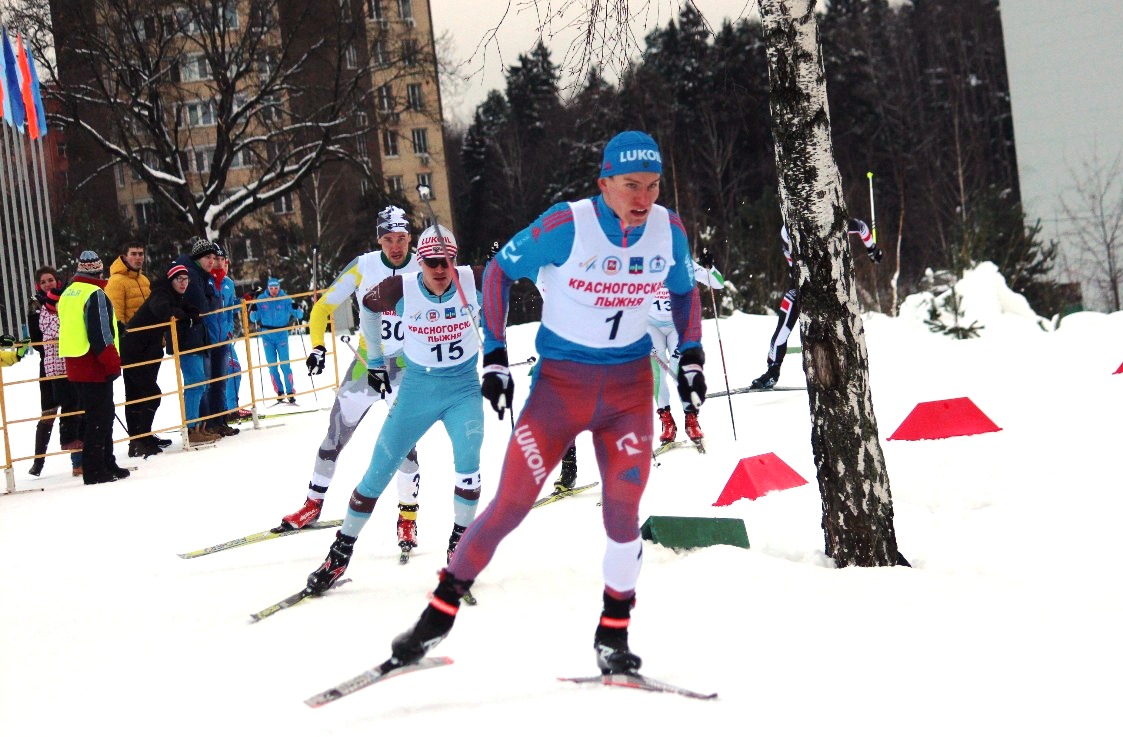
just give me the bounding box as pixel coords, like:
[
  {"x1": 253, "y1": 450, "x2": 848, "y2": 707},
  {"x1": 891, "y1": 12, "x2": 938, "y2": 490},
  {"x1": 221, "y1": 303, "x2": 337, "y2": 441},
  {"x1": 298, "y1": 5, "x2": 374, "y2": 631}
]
[{"x1": 1, "y1": 267, "x2": 1121, "y2": 735}]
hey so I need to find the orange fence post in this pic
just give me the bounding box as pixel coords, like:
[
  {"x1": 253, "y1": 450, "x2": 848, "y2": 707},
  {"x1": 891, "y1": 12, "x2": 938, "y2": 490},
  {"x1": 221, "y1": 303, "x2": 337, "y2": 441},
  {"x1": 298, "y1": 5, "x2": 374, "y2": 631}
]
[
  {"x1": 1, "y1": 366, "x2": 14, "y2": 493},
  {"x1": 240, "y1": 300, "x2": 261, "y2": 429},
  {"x1": 168, "y1": 316, "x2": 191, "y2": 448}
]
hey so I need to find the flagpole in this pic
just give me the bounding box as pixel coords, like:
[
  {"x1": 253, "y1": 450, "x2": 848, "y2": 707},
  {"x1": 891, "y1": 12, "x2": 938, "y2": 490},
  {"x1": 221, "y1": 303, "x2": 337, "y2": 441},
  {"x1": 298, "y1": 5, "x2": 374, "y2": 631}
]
[
  {"x1": 6, "y1": 124, "x2": 35, "y2": 326},
  {"x1": 32, "y1": 134, "x2": 56, "y2": 266},
  {"x1": 0, "y1": 128, "x2": 21, "y2": 335},
  {"x1": 27, "y1": 129, "x2": 52, "y2": 269}
]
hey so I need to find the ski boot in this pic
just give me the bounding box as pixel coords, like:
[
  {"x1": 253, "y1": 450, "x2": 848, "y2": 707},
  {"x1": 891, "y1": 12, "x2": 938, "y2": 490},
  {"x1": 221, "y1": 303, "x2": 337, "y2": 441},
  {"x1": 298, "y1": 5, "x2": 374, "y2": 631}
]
[
  {"x1": 594, "y1": 593, "x2": 642, "y2": 674},
  {"x1": 280, "y1": 494, "x2": 324, "y2": 531},
  {"x1": 306, "y1": 531, "x2": 356, "y2": 594},
  {"x1": 446, "y1": 523, "x2": 467, "y2": 565},
  {"x1": 389, "y1": 569, "x2": 474, "y2": 667},
  {"x1": 397, "y1": 503, "x2": 419, "y2": 552},
  {"x1": 684, "y1": 410, "x2": 704, "y2": 441},
  {"x1": 749, "y1": 365, "x2": 780, "y2": 390},
  {"x1": 553, "y1": 445, "x2": 578, "y2": 492},
  {"x1": 657, "y1": 407, "x2": 677, "y2": 443}
]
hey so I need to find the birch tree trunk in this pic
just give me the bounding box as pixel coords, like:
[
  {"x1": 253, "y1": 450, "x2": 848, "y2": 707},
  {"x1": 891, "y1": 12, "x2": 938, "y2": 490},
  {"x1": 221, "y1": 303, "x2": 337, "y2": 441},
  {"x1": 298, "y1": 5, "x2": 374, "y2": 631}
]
[{"x1": 758, "y1": 0, "x2": 903, "y2": 567}]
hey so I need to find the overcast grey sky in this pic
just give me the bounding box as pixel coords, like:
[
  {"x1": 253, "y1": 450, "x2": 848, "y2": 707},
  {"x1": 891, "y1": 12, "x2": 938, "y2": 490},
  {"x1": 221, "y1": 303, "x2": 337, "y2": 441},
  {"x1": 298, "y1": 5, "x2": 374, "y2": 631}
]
[{"x1": 429, "y1": 0, "x2": 757, "y2": 123}]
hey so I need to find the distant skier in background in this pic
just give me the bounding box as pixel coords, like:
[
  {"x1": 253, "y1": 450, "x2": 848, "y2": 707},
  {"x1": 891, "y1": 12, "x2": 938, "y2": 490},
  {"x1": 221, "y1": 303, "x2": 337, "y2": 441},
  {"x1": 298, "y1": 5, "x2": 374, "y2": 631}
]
[
  {"x1": 250, "y1": 278, "x2": 304, "y2": 403},
  {"x1": 650, "y1": 250, "x2": 724, "y2": 446},
  {"x1": 750, "y1": 218, "x2": 880, "y2": 390}
]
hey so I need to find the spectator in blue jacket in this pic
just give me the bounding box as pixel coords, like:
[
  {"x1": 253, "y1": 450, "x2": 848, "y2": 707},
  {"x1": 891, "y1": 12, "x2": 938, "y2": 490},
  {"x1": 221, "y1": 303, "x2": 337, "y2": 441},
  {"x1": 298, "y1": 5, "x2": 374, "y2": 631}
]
[
  {"x1": 212, "y1": 252, "x2": 243, "y2": 418},
  {"x1": 173, "y1": 238, "x2": 224, "y2": 442},
  {"x1": 250, "y1": 277, "x2": 304, "y2": 403}
]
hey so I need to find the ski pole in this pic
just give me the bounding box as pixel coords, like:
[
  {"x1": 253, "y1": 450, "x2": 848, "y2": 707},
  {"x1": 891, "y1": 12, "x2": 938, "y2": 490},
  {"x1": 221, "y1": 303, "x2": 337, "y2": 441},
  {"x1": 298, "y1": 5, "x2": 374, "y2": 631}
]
[
  {"x1": 254, "y1": 325, "x2": 268, "y2": 402},
  {"x1": 706, "y1": 284, "x2": 738, "y2": 441},
  {"x1": 415, "y1": 185, "x2": 483, "y2": 344},
  {"x1": 867, "y1": 171, "x2": 877, "y2": 246},
  {"x1": 510, "y1": 356, "x2": 537, "y2": 368},
  {"x1": 298, "y1": 324, "x2": 317, "y2": 401}
]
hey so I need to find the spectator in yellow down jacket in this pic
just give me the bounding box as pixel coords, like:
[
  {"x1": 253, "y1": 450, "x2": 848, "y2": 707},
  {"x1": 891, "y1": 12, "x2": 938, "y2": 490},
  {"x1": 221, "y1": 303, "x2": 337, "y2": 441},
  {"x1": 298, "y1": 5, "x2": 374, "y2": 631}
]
[{"x1": 105, "y1": 242, "x2": 151, "y2": 327}]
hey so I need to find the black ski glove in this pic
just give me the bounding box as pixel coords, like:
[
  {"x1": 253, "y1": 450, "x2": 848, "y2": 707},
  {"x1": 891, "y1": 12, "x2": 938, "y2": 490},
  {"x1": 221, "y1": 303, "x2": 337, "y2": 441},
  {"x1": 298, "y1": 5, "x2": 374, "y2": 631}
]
[
  {"x1": 307, "y1": 345, "x2": 327, "y2": 375},
  {"x1": 367, "y1": 365, "x2": 391, "y2": 398},
  {"x1": 699, "y1": 247, "x2": 716, "y2": 270},
  {"x1": 676, "y1": 347, "x2": 706, "y2": 409},
  {"x1": 848, "y1": 218, "x2": 882, "y2": 263},
  {"x1": 480, "y1": 348, "x2": 514, "y2": 420}
]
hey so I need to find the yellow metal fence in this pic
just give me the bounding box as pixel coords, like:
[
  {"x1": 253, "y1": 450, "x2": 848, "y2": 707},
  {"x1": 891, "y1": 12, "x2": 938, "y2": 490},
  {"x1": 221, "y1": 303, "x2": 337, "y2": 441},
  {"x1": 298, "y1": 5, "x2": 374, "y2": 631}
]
[{"x1": 0, "y1": 289, "x2": 344, "y2": 493}]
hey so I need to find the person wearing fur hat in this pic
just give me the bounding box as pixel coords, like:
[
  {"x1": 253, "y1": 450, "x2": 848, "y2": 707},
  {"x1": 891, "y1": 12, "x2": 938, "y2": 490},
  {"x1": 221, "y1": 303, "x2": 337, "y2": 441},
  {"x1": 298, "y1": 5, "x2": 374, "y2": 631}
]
[
  {"x1": 277, "y1": 205, "x2": 425, "y2": 557},
  {"x1": 172, "y1": 238, "x2": 224, "y2": 442},
  {"x1": 249, "y1": 277, "x2": 304, "y2": 403},
  {"x1": 381, "y1": 131, "x2": 706, "y2": 678},
  {"x1": 57, "y1": 250, "x2": 130, "y2": 485},
  {"x1": 305, "y1": 223, "x2": 489, "y2": 593}
]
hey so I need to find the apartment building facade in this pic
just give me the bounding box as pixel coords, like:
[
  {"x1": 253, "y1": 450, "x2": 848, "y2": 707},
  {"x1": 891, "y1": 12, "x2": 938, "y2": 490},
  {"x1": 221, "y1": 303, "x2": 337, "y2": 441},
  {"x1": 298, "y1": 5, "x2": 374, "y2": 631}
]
[{"x1": 50, "y1": 0, "x2": 454, "y2": 266}]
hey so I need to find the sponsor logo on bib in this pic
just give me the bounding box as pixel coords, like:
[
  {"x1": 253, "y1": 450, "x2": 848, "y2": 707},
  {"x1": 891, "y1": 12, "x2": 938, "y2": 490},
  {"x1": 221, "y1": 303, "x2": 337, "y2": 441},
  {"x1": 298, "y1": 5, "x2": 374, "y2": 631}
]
[
  {"x1": 602, "y1": 257, "x2": 621, "y2": 275},
  {"x1": 629, "y1": 257, "x2": 644, "y2": 274}
]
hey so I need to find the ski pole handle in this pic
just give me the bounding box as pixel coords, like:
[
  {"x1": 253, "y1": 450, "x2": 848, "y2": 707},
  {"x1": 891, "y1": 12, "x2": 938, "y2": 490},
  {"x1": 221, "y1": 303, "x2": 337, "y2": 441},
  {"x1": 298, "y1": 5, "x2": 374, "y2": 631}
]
[{"x1": 339, "y1": 334, "x2": 363, "y2": 362}]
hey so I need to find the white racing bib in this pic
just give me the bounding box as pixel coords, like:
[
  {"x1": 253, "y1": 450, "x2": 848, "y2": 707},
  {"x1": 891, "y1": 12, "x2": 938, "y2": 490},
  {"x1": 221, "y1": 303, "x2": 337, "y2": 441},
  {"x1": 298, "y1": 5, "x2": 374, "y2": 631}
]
[
  {"x1": 648, "y1": 285, "x2": 673, "y2": 326},
  {"x1": 538, "y1": 199, "x2": 674, "y2": 348},
  {"x1": 401, "y1": 267, "x2": 479, "y2": 368},
  {"x1": 356, "y1": 252, "x2": 419, "y2": 357}
]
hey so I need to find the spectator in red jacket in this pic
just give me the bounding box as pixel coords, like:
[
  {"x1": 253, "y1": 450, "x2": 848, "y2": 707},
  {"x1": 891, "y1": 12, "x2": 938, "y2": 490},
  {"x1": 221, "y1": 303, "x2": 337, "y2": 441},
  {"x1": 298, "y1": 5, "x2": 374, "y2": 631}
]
[{"x1": 57, "y1": 251, "x2": 130, "y2": 485}]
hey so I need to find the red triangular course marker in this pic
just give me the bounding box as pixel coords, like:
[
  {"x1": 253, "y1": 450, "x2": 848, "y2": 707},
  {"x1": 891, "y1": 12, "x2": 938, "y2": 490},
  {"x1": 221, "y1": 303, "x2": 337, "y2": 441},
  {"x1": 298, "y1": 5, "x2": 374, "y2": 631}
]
[
  {"x1": 887, "y1": 397, "x2": 1001, "y2": 441},
  {"x1": 1114, "y1": 361, "x2": 1122, "y2": 375},
  {"x1": 713, "y1": 453, "x2": 808, "y2": 506}
]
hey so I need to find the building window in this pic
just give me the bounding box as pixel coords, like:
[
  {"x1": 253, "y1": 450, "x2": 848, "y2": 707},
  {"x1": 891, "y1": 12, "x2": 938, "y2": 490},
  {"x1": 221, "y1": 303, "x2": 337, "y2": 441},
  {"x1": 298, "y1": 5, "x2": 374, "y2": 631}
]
[
  {"x1": 184, "y1": 100, "x2": 216, "y2": 127},
  {"x1": 136, "y1": 200, "x2": 156, "y2": 225},
  {"x1": 401, "y1": 39, "x2": 418, "y2": 66},
  {"x1": 387, "y1": 175, "x2": 403, "y2": 195},
  {"x1": 377, "y1": 84, "x2": 394, "y2": 113},
  {"x1": 344, "y1": 43, "x2": 358, "y2": 69},
  {"x1": 372, "y1": 39, "x2": 386, "y2": 66},
  {"x1": 397, "y1": 0, "x2": 413, "y2": 23},
  {"x1": 368, "y1": 0, "x2": 384, "y2": 22},
  {"x1": 231, "y1": 147, "x2": 253, "y2": 169},
  {"x1": 120, "y1": 205, "x2": 131, "y2": 222},
  {"x1": 339, "y1": 0, "x2": 351, "y2": 22},
  {"x1": 259, "y1": 94, "x2": 283, "y2": 123},
  {"x1": 180, "y1": 53, "x2": 210, "y2": 82},
  {"x1": 410, "y1": 128, "x2": 428, "y2": 155},
  {"x1": 416, "y1": 172, "x2": 432, "y2": 198},
  {"x1": 360, "y1": 178, "x2": 372, "y2": 196},
  {"x1": 192, "y1": 146, "x2": 214, "y2": 173},
  {"x1": 116, "y1": 163, "x2": 127, "y2": 188},
  {"x1": 222, "y1": 2, "x2": 239, "y2": 29},
  {"x1": 382, "y1": 128, "x2": 399, "y2": 157},
  {"x1": 56, "y1": 140, "x2": 68, "y2": 159},
  {"x1": 273, "y1": 192, "x2": 294, "y2": 214},
  {"x1": 406, "y1": 83, "x2": 423, "y2": 111},
  {"x1": 256, "y1": 52, "x2": 277, "y2": 80},
  {"x1": 354, "y1": 113, "x2": 370, "y2": 159}
]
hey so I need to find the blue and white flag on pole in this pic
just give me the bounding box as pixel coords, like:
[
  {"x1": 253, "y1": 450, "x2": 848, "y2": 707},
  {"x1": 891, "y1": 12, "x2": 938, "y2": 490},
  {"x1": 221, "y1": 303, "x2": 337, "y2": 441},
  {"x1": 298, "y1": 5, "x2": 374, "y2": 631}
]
[{"x1": 1, "y1": 27, "x2": 27, "y2": 130}]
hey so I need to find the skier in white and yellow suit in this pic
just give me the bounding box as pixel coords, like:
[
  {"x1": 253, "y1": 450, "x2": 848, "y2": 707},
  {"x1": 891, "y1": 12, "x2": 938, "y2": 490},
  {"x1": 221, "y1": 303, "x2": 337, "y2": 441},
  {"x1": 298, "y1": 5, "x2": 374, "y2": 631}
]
[{"x1": 276, "y1": 206, "x2": 425, "y2": 558}]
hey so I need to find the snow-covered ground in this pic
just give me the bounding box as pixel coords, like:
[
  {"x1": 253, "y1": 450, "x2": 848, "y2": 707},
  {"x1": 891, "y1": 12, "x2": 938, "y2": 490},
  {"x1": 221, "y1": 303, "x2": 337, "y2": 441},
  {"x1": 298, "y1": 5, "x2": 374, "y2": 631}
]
[{"x1": 1, "y1": 264, "x2": 1120, "y2": 735}]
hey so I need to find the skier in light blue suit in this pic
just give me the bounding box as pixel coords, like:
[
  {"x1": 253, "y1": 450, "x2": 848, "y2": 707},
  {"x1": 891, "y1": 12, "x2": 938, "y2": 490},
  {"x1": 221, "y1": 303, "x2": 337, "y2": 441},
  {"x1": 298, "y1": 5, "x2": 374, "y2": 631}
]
[
  {"x1": 249, "y1": 278, "x2": 303, "y2": 402},
  {"x1": 306, "y1": 225, "x2": 487, "y2": 592}
]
